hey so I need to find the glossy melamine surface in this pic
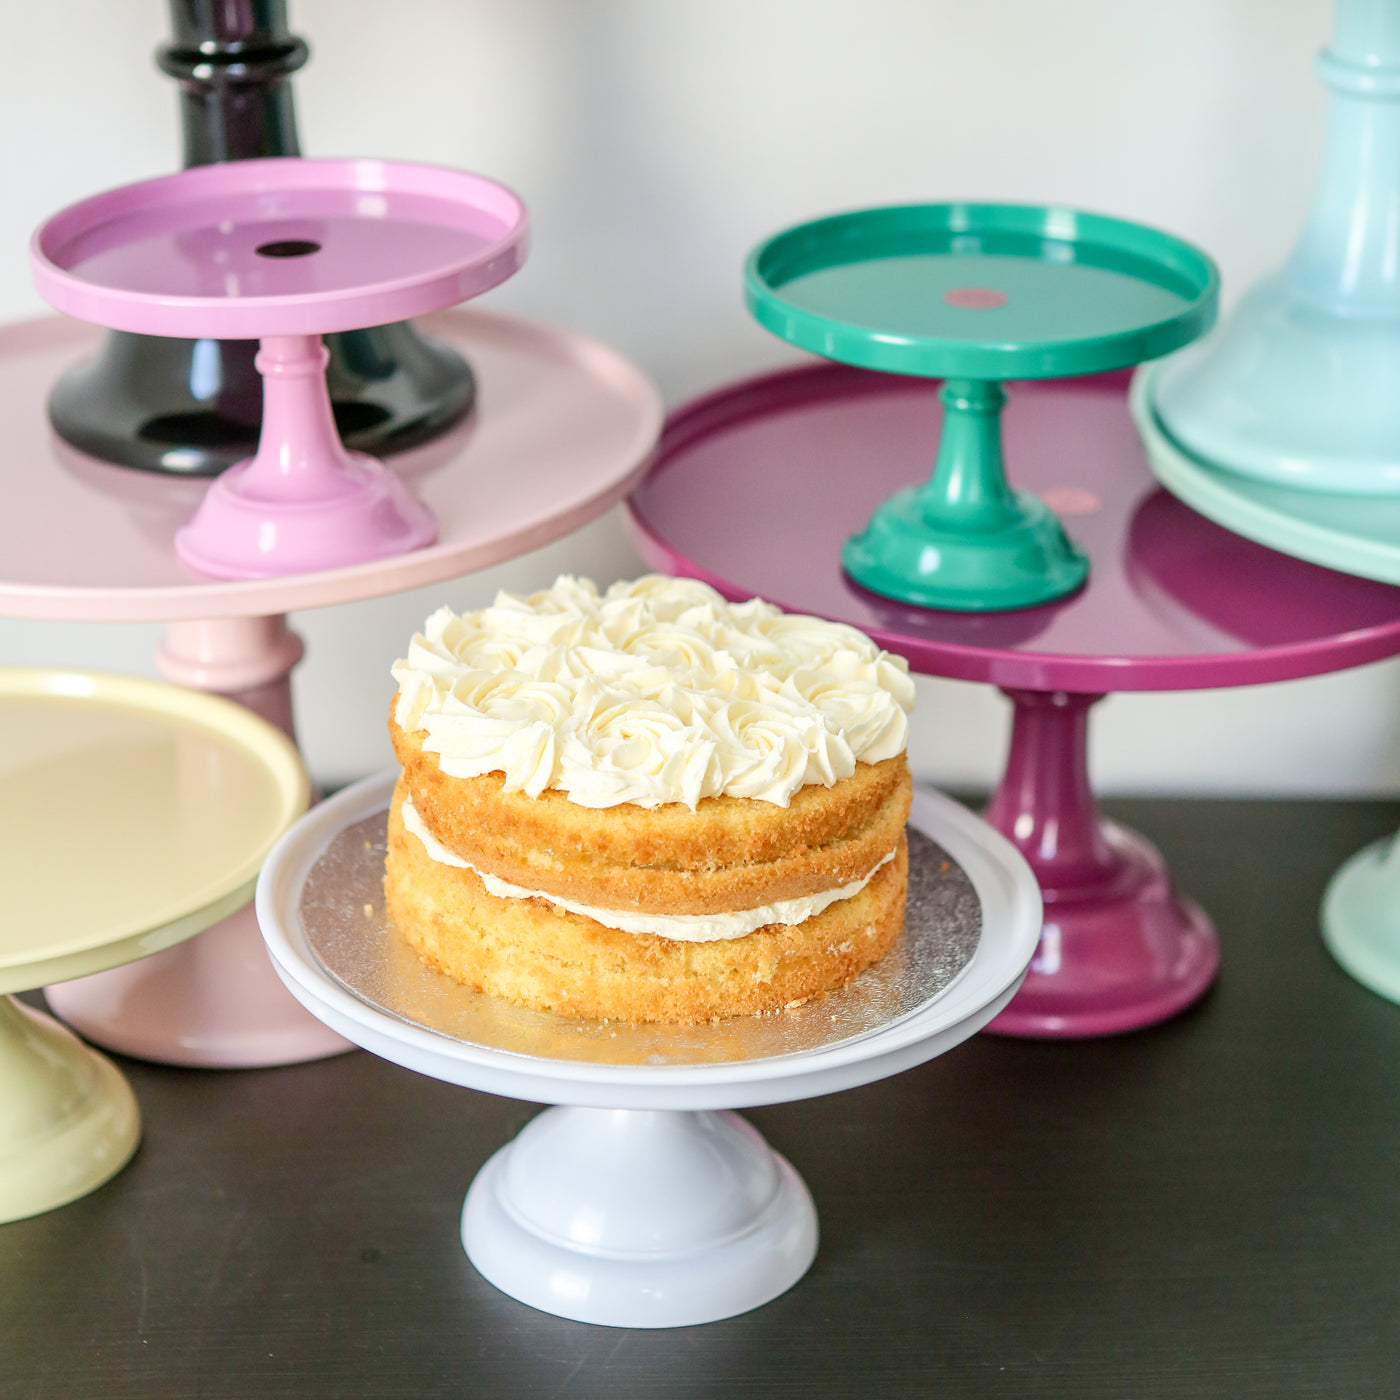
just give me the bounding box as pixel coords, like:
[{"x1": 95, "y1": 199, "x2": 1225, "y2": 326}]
[
  {"x1": 746, "y1": 203, "x2": 1217, "y2": 380},
  {"x1": 628, "y1": 364, "x2": 1400, "y2": 690},
  {"x1": 0, "y1": 309, "x2": 661, "y2": 619},
  {"x1": 32, "y1": 158, "x2": 528, "y2": 339}
]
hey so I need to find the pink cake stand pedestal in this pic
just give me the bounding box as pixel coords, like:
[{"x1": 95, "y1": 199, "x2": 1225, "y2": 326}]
[
  {"x1": 627, "y1": 364, "x2": 1400, "y2": 1038},
  {"x1": 30, "y1": 157, "x2": 529, "y2": 580},
  {"x1": 0, "y1": 308, "x2": 662, "y2": 1065}
]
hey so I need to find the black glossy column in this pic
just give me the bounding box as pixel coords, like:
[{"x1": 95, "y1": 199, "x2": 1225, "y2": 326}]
[{"x1": 47, "y1": 0, "x2": 475, "y2": 477}]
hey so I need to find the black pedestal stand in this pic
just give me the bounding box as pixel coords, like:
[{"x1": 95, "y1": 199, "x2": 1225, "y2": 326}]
[{"x1": 47, "y1": 0, "x2": 475, "y2": 476}]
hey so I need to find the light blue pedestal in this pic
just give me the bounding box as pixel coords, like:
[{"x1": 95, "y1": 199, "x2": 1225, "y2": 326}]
[
  {"x1": 1323, "y1": 836, "x2": 1400, "y2": 1003},
  {"x1": 1152, "y1": 0, "x2": 1400, "y2": 495},
  {"x1": 1145, "y1": 0, "x2": 1400, "y2": 1006}
]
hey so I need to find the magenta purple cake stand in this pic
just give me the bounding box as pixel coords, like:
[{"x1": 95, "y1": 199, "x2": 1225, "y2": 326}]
[
  {"x1": 0, "y1": 308, "x2": 662, "y2": 1066},
  {"x1": 627, "y1": 363, "x2": 1400, "y2": 1037}
]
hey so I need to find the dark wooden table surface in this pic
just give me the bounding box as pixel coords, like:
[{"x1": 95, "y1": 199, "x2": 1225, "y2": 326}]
[{"x1": 6, "y1": 796, "x2": 1400, "y2": 1399}]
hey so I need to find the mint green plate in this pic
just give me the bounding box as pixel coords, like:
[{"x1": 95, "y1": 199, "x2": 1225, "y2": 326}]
[
  {"x1": 1133, "y1": 361, "x2": 1400, "y2": 586},
  {"x1": 745, "y1": 203, "x2": 1218, "y2": 611},
  {"x1": 1323, "y1": 836, "x2": 1400, "y2": 1005}
]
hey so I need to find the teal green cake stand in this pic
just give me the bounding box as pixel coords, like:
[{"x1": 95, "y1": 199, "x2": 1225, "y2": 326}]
[{"x1": 745, "y1": 203, "x2": 1218, "y2": 610}]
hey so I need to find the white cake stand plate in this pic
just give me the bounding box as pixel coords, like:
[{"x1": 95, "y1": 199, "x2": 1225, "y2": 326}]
[{"x1": 256, "y1": 772, "x2": 1040, "y2": 1328}]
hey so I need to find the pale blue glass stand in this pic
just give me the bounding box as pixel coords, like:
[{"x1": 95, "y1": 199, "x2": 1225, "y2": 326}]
[
  {"x1": 1150, "y1": 0, "x2": 1400, "y2": 497},
  {"x1": 1139, "y1": 0, "x2": 1400, "y2": 1004}
]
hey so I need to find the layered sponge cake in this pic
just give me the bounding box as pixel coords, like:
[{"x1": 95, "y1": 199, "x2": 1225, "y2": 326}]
[{"x1": 384, "y1": 575, "x2": 915, "y2": 1023}]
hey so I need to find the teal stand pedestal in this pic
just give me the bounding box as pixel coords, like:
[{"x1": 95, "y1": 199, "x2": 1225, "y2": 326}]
[
  {"x1": 842, "y1": 379, "x2": 1087, "y2": 610},
  {"x1": 745, "y1": 203, "x2": 1217, "y2": 612}
]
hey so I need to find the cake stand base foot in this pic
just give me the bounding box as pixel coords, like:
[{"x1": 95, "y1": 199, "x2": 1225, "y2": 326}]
[
  {"x1": 45, "y1": 902, "x2": 353, "y2": 1068},
  {"x1": 1322, "y1": 833, "x2": 1400, "y2": 1001},
  {"x1": 171, "y1": 334, "x2": 438, "y2": 579},
  {"x1": 987, "y1": 821, "x2": 1220, "y2": 1038},
  {"x1": 841, "y1": 378, "x2": 1088, "y2": 611},
  {"x1": 462, "y1": 1106, "x2": 818, "y2": 1327},
  {"x1": 843, "y1": 484, "x2": 1088, "y2": 612},
  {"x1": 173, "y1": 451, "x2": 437, "y2": 579},
  {"x1": 0, "y1": 995, "x2": 140, "y2": 1222}
]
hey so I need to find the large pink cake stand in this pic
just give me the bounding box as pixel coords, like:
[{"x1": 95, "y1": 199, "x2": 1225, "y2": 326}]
[
  {"x1": 627, "y1": 364, "x2": 1400, "y2": 1037},
  {"x1": 30, "y1": 157, "x2": 528, "y2": 580},
  {"x1": 0, "y1": 308, "x2": 662, "y2": 1066}
]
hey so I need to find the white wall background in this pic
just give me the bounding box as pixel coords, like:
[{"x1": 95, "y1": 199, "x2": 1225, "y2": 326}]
[{"x1": 2, "y1": 0, "x2": 1397, "y2": 795}]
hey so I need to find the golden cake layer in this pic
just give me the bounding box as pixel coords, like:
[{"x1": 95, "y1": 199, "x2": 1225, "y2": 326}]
[
  {"x1": 391, "y1": 712, "x2": 911, "y2": 915},
  {"x1": 384, "y1": 777, "x2": 908, "y2": 1023}
]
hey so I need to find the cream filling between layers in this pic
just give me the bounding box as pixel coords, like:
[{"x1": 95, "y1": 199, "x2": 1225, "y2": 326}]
[{"x1": 399, "y1": 795, "x2": 895, "y2": 944}]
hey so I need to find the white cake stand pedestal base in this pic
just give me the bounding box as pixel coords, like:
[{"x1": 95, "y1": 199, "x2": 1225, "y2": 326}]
[{"x1": 463, "y1": 1106, "x2": 817, "y2": 1327}]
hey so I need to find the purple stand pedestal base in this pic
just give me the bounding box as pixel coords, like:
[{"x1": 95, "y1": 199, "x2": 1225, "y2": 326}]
[
  {"x1": 44, "y1": 903, "x2": 350, "y2": 1067},
  {"x1": 983, "y1": 690, "x2": 1218, "y2": 1037}
]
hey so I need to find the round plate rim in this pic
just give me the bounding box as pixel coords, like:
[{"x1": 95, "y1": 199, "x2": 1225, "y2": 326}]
[
  {"x1": 1134, "y1": 362, "x2": 1400, "y2": 587},
  {"x1": 745, "y1": 201, "x2": 1219, "y2": 381},
  {"x1": 0, "y1": 667, "x2": 308, "y2": 985},
  {"x1": 0, "y1": 308, "x2": 664, "y2": 620},
  {"x1": 256, "y1": 769, "x2": 1042, "y2": 1100},
  {"x1": 30, "y1": 156, "x2": 530, "y2": 339},
  {"x1": 624, "y1": 360, "x2": 1400, "y2": 691}
]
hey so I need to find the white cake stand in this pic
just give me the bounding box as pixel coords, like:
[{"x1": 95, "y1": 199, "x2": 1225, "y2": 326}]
[{"x1": 256, "y1": 772, "x2": 1040, "y2": 1328}]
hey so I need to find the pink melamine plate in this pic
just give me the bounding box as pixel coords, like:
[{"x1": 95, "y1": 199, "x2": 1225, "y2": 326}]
[
  {"x1": 0, "y1": 308, "x2": 662, "y2": 618},
  {"x1": 30, "y1": 158, "x2": 532, "y2": 579},
  {"x1": 31, "y1": 157, "x2": 528, "y2": 339}
]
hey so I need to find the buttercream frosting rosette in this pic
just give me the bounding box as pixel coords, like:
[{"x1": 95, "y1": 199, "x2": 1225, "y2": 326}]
[{"x1": 385, "y1": 575, "x2": 916, "y2": 1023}]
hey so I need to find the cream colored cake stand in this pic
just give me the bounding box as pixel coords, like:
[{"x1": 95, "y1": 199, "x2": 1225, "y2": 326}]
[{"x1": 0, "y1": 669, "x2": 307, "y2": 1222}]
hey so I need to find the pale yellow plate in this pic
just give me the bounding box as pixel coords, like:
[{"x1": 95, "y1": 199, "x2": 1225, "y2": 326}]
[{"x1": 0, "y1": 669, "x2": 308, "y2": 991}]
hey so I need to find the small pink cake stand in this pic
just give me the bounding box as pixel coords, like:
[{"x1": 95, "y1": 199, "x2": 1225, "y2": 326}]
[
  {"x1": 30, "y1": 157, "x2": 528, "y2": 580},
  {"x1": 0, "y1": 308, "x2": 662, "y2": 1065},
  {"x1": 627, "y1": 364, "x2": 1400, "y2": 1037}
]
